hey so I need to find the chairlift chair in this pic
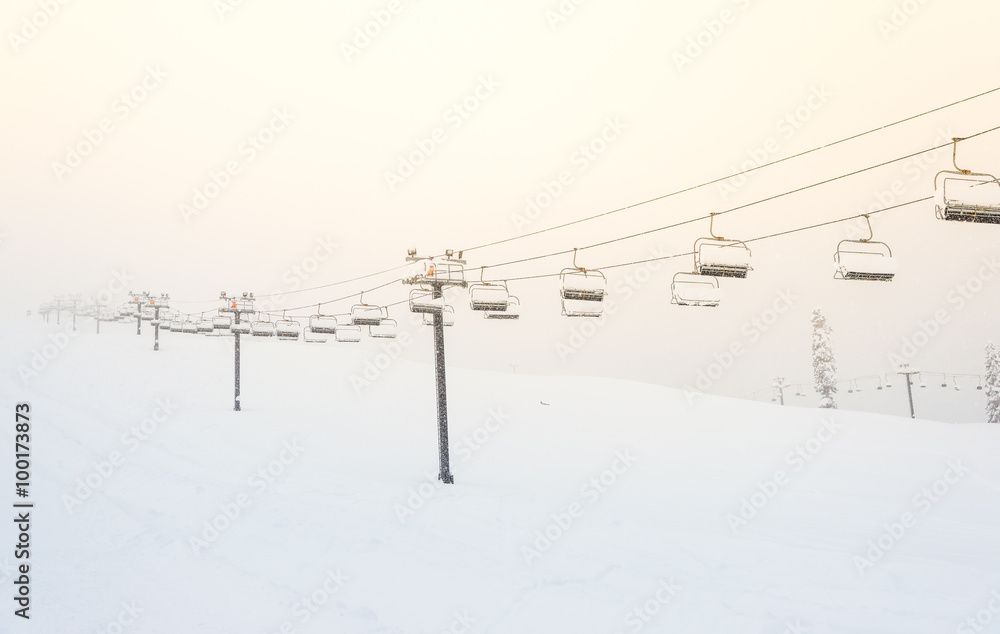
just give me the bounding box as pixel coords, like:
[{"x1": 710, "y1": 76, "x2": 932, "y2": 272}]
[
  {"x1": 182, "y1": 320, "x2": 198, "y2": 334},
  {"x1": 409, "y1": 288, "x2": 445, "y2": 314},
  {"x1": 485, "y1": 295, "x2": 521, "y2": 320},
  {"x1": 309, "y1": 311, "x2": 339, "y2": 335},
  {"x1": 934, "y1": 138, "x2": 1000, "y2": 223},
  {"x1": 560, "y1": 251, "x2": 607, "y2": 317},
  {"x1": 302, "y1": 327, "x2": 328, "y2": 344},
  {"x1": 212, "y1": 314, "x2": 233, "y2": 330},
  {"x1": 469, "y1": 278, "x2": 511, "y2": 312},
  {"x1": 251, "y1": 317, "x2": 275, "y2": 337},
  {"x1": 671, "y1": 272, "x2": 723, "y2": 307},
  {"x1": 694, "y1": 214, "x2": 753, "y2": 278},
  {"x1": 275, "y1": 315, "x2": 302, "y2": 341},
  {"x1": 230, "y1": 321, "x2": 252, "y2": 335},
  {"x1": 350, "y1": 302, "x2": 383, "y2": 326},
  {"x1": 334, "y1": 325, "x2": 363, "y2": 343},
  {"x1": 196, "y1": 319, "x2": 213, "y2": 334},
  {"x1": 369, "y1": 318, "x2": 398, "y2": 338},
  {"x1": 422, "y1": 305, "x2": 455, "y2": 327},
  {"x1": 169, "y1": 320, "x2": 184, "y2": 332},
  {"x1": 833, "y1": 216, "x2": 897, "y2": 281}
]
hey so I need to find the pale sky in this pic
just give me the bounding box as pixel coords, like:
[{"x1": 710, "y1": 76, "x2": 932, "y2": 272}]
[{"x1": 2, "y1": 0, "x2": 999, "y2": 421}]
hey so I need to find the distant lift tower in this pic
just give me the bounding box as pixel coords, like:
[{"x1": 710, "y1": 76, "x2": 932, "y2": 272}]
[
  {"x1": 220, "y1": 292, "x2": 255, "y2": 411},
  {"x1": 128, "y1": 291, "x2": 151, "y2": 336},
  {"x1": 404, "y1": 249, "x2": 467, "y2": 484},
  {"x1": 150, "y1": 294, "x2": 170, "y2": 351}
]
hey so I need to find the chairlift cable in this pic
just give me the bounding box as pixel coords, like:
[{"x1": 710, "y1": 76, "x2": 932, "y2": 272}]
[
  {"x1": 465, "y1": 126, "x2": 1000, "y2": 278},
  {"x1": 456, "y1": 86, "x2": 1000, "y2": 255}
]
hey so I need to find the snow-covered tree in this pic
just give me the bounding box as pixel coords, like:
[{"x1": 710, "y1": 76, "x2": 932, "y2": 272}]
[
  {"x1": 986, "y1": 342, "x2": 1000, "y2": 424},
  {"x1": 811, "y1": 308, "x2": 838, "y2": 409}
]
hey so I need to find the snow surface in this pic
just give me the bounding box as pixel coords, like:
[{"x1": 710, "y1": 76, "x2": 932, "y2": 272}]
[{"x1": 2, "y1": 319, "x2": 1000, "y2": 633}]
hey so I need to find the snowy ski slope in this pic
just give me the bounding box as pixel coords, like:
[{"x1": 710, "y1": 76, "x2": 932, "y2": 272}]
[{"x1": 2, "y1": 319, "x2": 999, "y2": 633}]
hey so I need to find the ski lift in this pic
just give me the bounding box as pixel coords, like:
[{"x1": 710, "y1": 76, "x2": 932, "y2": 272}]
[
  {"x1": 169, "y1": 320, "x2": 184, "y2": 332},
  {"x1": 334, "y1": 325, "x2": 362, "y2": 343},
  {"x1": 885, "y1": 375, "x2": 893, "y2": 389},
  {"x1": 222, "y1": 292, "x2": 256, "y2": 314},
  {"x1": 918, "y1": 374, "x2": 927, "y2": 388},
  {"x1": 934, "y1": 138, "x2": 1000, "y2": 223},
  {"x1": 409, "y1": 288, "x2": 445, "y2": 314},
  {"x1": 408, "y1": 253, "x2": 466, "y2": 285},
  {"x1": 213, "y1": 314, "x2": 233, "y2": 330},
  {"x1": 196, "y1": 319, "x2": 213, "y2": 334},
  {"x1": 309, "y1": 308, "x2": 339, "y2": 335},
  {"x1": 560, "y1": 249, "x2": 607, "y2": 317},
  {"x1": 833, "y1": 215, "x2": 897, "y2": 281},
  {"x1": 469, "y1": 273, "x2": 511, "y2": 312},
  {"x1": 671, "y1": 272, "x2": 723, "y2": 307},
  {"x1": 251, "y1": 316, "x2": 275, "y2": 337},
  {"x1": 302, "y1": 327, "x2": 328, "y2": 343},
  {"x1": 485, "y1": 295, "x2": 521, "y2": 320},
  {"x1": 275, "y1": 313, "x2": 301, "y2": 341},
  {"x1": 351, "y1": 294, "x2": 384, "y2": 326},
  {"x1": 140, "y1": 306, "x2": 156, "y2": 321},
  {"x1": 182, "y1": 320, "x2": 198, "y2": 334},
  {"x1": 953, "y1": 376, "x2": 961, "y2": 391},
  {"x1": 422, "y1": 305, "x2": 455, "y2": 327},
  {"x1": 941, "y1": 376, "x2": 948, "y2": 388},
  {"x1": 695, "y1": 214, "x2": 753, "y2": 278},
  {"x1": 369, "y1": 318, "x2": 398, "y2": 338},
  {"x1": 847, "y1": 382, "x2": 854, "y2": 394},
  {"x1": 231, "y1": 321, "x2": 252, "y2": 335},
  {"x1": 977, "y1": 377, "x2": 984, "y2": 391}
]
